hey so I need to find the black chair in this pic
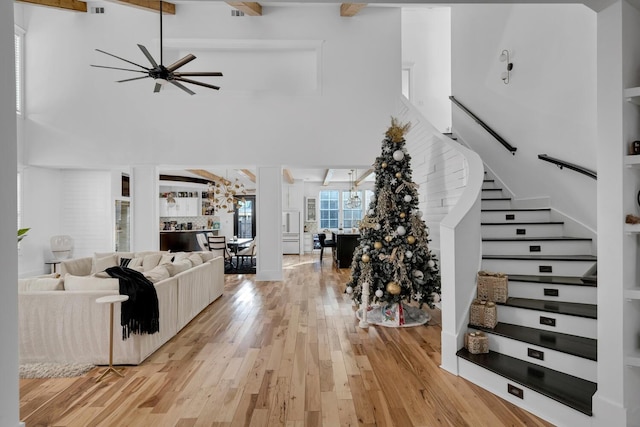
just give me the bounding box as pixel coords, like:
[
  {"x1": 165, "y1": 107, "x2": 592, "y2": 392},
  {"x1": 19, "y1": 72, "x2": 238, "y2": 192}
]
[{"x1": 317, "y1": 233, "x2": 336, "y2": 262}]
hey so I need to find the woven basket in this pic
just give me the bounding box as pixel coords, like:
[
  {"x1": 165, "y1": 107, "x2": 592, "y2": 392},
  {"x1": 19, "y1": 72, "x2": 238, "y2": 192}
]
[
  {"x1": 469, "y1": 299, "x2": 497, "y2": 329},
  {"x1": 464, "y1": 331, "x2": 489, "y2": 354},
  {"x1": 477, "y1": 271, "x2": 508, "y2": 303}
]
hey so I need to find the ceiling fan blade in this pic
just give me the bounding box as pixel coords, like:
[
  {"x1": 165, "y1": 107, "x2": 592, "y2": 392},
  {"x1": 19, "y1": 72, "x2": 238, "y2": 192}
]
[
  {"x1": 166, "y1": 54, "x2": 196, "y2": 72},
  {"x1": 95, "y1": 49, "x2": 150, "y2": 71},
  {"x1": 91, "y1": 64, "x2": 149, "y2": 74},
  {"x1": 173, "y1": 71, "x2": 223, "y2": 77},
  {"x1": 154, "y1": 82, "x2": 163, "y2": 93},
  {"x1": 169, "y1": 80, "x2": 196, "y2": 95},
  {"x1": 174, "y1": 77, "x2": 220, "y2": 91},
  {"x1": 137, "y1": 44, "x2": 159, "y2": 68},
  {"x1": 117, "y1": 75, "x2": 151, "y2": 83}
]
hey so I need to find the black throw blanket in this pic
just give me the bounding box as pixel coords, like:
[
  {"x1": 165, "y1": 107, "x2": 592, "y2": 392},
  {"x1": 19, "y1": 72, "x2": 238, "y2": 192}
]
[{"x1": 105, "y1": 266, "x2": 160, "y2": 340}]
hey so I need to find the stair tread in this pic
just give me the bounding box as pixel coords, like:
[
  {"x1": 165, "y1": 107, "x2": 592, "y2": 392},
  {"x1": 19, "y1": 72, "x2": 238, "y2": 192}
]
[
  {"x1": 483, "y1": 236, "x2": 591, "y2": 241},
  {"x1": 481, "y1": 208, "x2": 551, "y2": 212},
  {"x1": 469, "y1": 322, "x2": 597, "y2": 361},
  {"x1": 482, "y1": 197, "x2": 512, "y2": 201},
  {"x1": 483, "y1": 179, "x2": 495, "y2": 182},
  {"x1": 456, "y1": 348, "x2": 596, "y2": 415},
  {"x1": 500, "y1": 297, "x2": 597, "y2": 319},
  {"x1": 482, "y1": 188, "x2": 503, "y2": 191},
  {"x1": 483, "y1": 254, "x2": 597, "y2": 261},
  {"x1": 481, "y1": 221, "x2": 564, "y2": 225},
  {"x1": 508, "y1": 274, "x2": 597, "y2": 287}
]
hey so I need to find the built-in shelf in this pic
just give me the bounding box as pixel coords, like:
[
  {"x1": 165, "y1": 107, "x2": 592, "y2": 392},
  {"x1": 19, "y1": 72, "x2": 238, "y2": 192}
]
[
  {"x1": 625, "y1": 224, "x2": 640, "y2": 234},
  {"x1": 624, "y1": 155, "x2": 640, "y2": 167},
  {"x1": 625, "y1": 87, "x2": 640, "y2": 105},
  {"x1": 625, "y1": 288, "x2": 640, "y2": 300}
]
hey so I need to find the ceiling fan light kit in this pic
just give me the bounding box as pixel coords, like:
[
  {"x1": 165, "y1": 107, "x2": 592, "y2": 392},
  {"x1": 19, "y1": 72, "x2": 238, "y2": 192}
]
[{"x1": 91, "y1": 1, "x2": 222, "y2": 95}]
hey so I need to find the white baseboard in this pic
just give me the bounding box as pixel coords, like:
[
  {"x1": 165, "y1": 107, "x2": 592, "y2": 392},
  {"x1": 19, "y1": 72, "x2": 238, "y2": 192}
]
[
  {"x1": 591, "y1": 392, "x2": 627, "y2": 427},
  {"x1": 440, "y1": 330, "x2": 459, "y2": 375}
]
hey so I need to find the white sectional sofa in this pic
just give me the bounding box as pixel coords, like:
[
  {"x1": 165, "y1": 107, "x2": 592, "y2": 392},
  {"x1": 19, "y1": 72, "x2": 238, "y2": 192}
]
[{"x1": 18, "y1": 251, "x2": 224, "y2": 365}]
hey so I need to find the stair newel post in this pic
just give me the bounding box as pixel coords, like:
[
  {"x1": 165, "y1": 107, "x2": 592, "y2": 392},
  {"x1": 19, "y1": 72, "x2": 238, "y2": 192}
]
[{"x1": 359, "y1": 282, "x2": 369, "y2": 328}]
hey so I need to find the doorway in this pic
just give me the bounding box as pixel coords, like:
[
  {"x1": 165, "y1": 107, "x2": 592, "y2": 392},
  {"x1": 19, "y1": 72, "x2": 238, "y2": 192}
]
[{"x1": 234, "y1": 196, "x2": 255, "y2": 238}]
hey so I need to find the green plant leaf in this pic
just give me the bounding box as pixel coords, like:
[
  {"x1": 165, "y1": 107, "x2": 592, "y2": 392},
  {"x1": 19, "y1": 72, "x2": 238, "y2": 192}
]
[{"x1": 17, "y1": 228, "x2": 30, "y2": 242}]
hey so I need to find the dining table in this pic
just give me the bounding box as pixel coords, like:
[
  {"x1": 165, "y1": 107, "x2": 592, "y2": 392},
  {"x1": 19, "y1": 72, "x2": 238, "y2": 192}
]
[{"x1": 227, "y1": 238, "x2": 253, "y2": 264}]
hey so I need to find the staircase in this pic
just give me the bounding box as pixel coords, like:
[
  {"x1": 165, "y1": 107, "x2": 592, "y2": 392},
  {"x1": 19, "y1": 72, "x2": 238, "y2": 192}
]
[{"x1": 456, "y1": 173, "x2": 597, "y2": 426}]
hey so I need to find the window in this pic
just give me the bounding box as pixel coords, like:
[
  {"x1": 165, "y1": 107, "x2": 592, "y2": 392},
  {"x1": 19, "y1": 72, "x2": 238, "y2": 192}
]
[
  {"x1": 319, "y1": 190, "x2": 339, "y2": 229},
  {"x1": 15, "y1": 27, "x2": 24, "y2": 116},
  {"x1": 319, "y1": 189, "x2": 374, "y2": 230}
]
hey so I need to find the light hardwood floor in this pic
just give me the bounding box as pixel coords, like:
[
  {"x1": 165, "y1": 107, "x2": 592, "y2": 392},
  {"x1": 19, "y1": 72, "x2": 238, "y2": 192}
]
[{"x1": 20, "y1": 254, "x2": 554, "y2": 427}]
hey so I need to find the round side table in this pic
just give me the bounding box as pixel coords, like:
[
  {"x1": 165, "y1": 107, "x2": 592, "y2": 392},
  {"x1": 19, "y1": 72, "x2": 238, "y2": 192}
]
[{"x1": 95, "y1": 294, "x2": 129, "y2": 382}]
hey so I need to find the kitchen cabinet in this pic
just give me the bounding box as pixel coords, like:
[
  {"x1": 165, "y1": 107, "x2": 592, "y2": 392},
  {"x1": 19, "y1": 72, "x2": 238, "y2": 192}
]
[
  {"x1": 305, "y1": 197, "x2": 317, "y2": 222},
  {"x1": 303, "y1": 233, "x2": 313, "y2": 252},
  {"x1": 159, "y1": 197, "x2": 199, "y2": 217},
  {"x1": 283, "y1": 182, "x2": 303, "y2": 210}
]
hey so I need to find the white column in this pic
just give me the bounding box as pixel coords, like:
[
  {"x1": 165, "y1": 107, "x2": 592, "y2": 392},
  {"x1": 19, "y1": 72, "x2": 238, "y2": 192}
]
[
  {"x1": 593, "y1": 1, "x2": 627, "y2": 425},
  {"x1": 256, "y1": 166, "x2": 283, "y2": 281},
  {"x1": 1, "y1": 2, "x2": 22, "y2": 425},
  {"x1": 131, "y1": 166, "x2": 159, "y2": 252}
]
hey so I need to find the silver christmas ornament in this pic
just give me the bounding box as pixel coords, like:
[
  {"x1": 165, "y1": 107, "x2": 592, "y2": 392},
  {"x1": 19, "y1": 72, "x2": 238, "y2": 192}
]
[
  {"x1": 427, "y1": 260, "x2": 435, "y2": 268},
  {"x1": 375, "y1": 289, "x2": 384, "y2": 298},
  {"x1": 374, "y1": 223, "x2": 381, "y2": 230},
  {"x1": 396, "y1": 225, "x2": 406, "y2": 236},
  {"x1": 405, "y1": 250, "x2": 413, "y2": 259},
  {"x1": 413, "y1": 270, "x2": 424, "y2": 280},
  {"x1": 432, "y1": 292, "x2": 441, "y2": 303},
  {"x1": 368, "y1": 209, "x2": 375, "y2": 215},
  {"x1": 346, "y1": 286, "x2": 354, "y2": 294},
  {"x1": 393, "y1": 150, "x2": 405, "y2": 161},
  {"x1": 404, "y1": 195, "x2": 412, "y2": 202}
]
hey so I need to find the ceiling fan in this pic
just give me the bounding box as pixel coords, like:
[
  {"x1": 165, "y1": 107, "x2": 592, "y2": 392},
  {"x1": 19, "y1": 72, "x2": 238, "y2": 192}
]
[{"x1": 91, "y1": 1, "x2": 222, "y2": 95}]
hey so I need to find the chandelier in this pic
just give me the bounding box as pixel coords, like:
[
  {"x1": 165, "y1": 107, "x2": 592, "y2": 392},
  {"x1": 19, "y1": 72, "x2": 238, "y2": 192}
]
[
  {"x1": 345, "y1": 169, "x2": 361, "y2": 209},
  {"x1": 207, "y1": 177, "x2": 247, "y2": 214}
]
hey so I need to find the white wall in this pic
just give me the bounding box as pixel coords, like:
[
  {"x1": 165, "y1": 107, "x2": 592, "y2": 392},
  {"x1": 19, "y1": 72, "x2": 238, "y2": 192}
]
[
  {"x1": 18, "y1": 2, "x2": 400, "y2": 170},
  {"x1": 451, "y1": 4, "x2": 597, "y2": 232},
  {"x1": 402, "y1": 7, "x2": 452, "y2": 133}
]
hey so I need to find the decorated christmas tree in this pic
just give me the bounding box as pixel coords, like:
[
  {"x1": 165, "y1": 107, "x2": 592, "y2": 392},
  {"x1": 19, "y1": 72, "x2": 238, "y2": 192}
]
[{"x1": 346, "y1": 118, "x2": 441, "y2": 326}]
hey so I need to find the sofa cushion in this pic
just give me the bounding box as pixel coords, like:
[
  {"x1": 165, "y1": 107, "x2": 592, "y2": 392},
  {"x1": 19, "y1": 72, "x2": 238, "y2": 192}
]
[
  {"x1": 91, "y1": 254, "x2": 119, "y2": 274},
  {"x1": 198, "y1": 252, "x2": 215, "y2": 262},
  {"x1": 159, "y1": 254, "x2": 174, "y2": 265},
  {"x1": 64, "y1": 274, "x2": 119, "y2": 291},
  {"x1": 60, "y1": 257, "x2": 92, "y2": 276},
  {"x1": 172, "y1": 252, "x2": 189, "y2": 262},
  {"x1": 119, "y1": 257, "x2": 142, "y2": 268},
  {"x1": 165, "y1": 259, "x2": 192, "y2": 277},
  {"x1": 18, "y1": 275, "x2": 64, "y2": 292},
  {"x1": 143, "y1": 265, "x2": 170, "y2": 283},
  {"x1": 188, "y1": 253, "x2": 203, "y2": 266}
]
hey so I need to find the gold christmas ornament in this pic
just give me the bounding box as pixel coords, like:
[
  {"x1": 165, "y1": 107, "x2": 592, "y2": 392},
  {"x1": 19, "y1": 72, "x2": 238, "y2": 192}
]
[
  {"x1": 361, "y1": 254, "x2": 371, "y2": 263},
  {"x1": 385, "y1": 235, "x2": 393, "y2": 242},
  {"x1": 374, "y1": 241, "x2": 383, "y2": 250},
  {"x1": 407, "y1": 236, "x2": 416, "y2": 244},
  {"x1": 386, "y1": 281, "x2": 401, "y2": 295},
  {"x1": 381, "y1": 162, "x2": 388, "y2": 169},
  {"x1": 395, "y1": 172, "x2": 402, "y2": 179},
  {"x1": 400, "y1": 212, "x2": 406, "y2": 219}
]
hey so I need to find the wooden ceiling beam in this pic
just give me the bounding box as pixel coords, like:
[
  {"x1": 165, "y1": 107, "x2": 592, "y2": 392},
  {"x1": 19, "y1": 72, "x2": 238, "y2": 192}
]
[
  {"x1": 107, "y1": 0, "x2": 175, "y2": 14},
  {"x1": 340, "y1": 3, "x2": 366, "y2": 17},
  {"x1": 15, "y1": 0, "x2": 87, "y2": 12},
  {"x1": 355, "y1": 168, "x2": 374, "y2": 186},
  {"x1": 239, "y1": 169, "x2": 256, "y2": 183},
  {"x1": 187, "y1": 169, "x2": 229, "y2": 185},
  {"x1": 283, "y1": 169, "x2": 294, "y2": 184},
  {"x1": 322, "y1": 169, "x2": 334, "y2": 186},
  {"x1": 226, "y1": 2, "x2": 262, "y2": 16}
]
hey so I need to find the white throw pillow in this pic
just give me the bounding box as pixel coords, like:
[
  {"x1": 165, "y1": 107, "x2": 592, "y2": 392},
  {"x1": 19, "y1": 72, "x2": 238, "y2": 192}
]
[
  {"x1": 142, "y1": 253, "x2": 162, "y2": 271},
  {"x1": 64, "y1": 274, "x2": 119, "y2": 291},
  {"x1": 198, "y1": 251, "x2": 215, "y2": 262},
  {"x1": 188, "y1": 253, "x2": 203, "y2": 266},
  {"x1": 172, "y1": 252, "x2": 189, "y2": 262},
  {"x1": 91, "y1": 254, "x2": 118, "y2": 274},
  {"x1": 159, "y1": 254, "x2": 174, "y2": 265},
  {"x1": 143, "y1": 265, "x2": 170, "y2": 283},
  {"x1": 165, "y1": 259, "x2": 192, "y2": 277}
]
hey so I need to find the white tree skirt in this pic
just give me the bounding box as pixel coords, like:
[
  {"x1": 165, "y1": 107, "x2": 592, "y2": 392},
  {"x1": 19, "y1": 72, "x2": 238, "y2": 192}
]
[{"x1": 355, "y1": 303, "x2": 430, "y2": 327}]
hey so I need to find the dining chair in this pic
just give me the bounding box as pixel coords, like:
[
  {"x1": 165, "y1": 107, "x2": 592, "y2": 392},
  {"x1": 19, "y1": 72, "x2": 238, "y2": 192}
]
[
  {"x1": 236, "y1": 238, "x2": 257, "y2": 267},
  {"x1": 196, "y1": 233, "x2": 209, "y2": 251},
  {"x1": 317, "y1": 233, "x2": 336, "y2": 262},
  {"x1": 208, "y1": 235, "x2": 234, "y2": 270}
]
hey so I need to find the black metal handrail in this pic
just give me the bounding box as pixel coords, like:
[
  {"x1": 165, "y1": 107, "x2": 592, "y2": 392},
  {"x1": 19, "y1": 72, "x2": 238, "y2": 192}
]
[
  {"x1": 538, "y1": 154, "x2": 597, "y2": 180},
  {"x1": 449, "y1": 95, "x2": 517, "y2": 155}
]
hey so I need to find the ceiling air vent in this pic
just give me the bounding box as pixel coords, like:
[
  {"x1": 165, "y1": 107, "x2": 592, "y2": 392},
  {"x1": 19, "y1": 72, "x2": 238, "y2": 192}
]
[
  {"x1": 231, "y1": 10, "x2": 245, "y2": 17},
  {"x1": 91, "y1": 6, "x2": 105, "y2": 14}
]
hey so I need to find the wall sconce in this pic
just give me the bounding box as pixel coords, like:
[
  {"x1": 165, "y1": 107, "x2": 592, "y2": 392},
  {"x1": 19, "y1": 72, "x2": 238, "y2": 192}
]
[{"x1": 499, "y1": 49, "x2": 513, "y2": 84}]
